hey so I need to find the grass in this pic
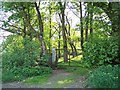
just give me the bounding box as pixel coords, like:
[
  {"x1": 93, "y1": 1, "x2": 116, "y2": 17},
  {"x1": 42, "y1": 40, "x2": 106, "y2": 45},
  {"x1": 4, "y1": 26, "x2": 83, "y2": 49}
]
[
  {"x1": 23, "y1": 74, "x2": 51, "y2": 85},
  {"x1": 58, "y1": 60, "x2": 83, "y2": 68},
  {"x1": 42, "y1": 73, "x2": 77, "y2": 88},
  {"x1": 65, "y1": 67, "x2": 90, "y2": 76},
  {"x1": 58, "y1": 55, "x2": 83, "y2": 63},
  {"x1": 2, "y1": 70, "x2": 16, "y2": 83},
  {"x1": 58, "y1": 55, "x2": 91, "y2": 76},
  {"x1": 2, "y1": 54, "x2": 89, "y2": 88},
  {"x1": 22, "y1": 73, "x2": 76, "y2": 88},
  {"x1": 2, "y1": 70, "x2": 25, "y2": 83},
  {"x1": 53, "y1": 76, "x2": 75, "y2": 88}
]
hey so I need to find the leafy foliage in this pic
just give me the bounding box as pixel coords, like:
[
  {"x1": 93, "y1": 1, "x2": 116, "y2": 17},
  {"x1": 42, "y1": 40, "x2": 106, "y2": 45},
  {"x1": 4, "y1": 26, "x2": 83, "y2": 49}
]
[
  {"x1": 23, "y1": 74, "x2": 51, "y2": 85},
  {"x1": 82, "y1": 34, "x2": 119, "y2": 67},
  {"x1": 2, "y1": 70, "x2": 18, "y2": 83},
  {"x1": 2, "y1": 35, "x2": 40, "y2": 69},
  {"x1": 2, "y1": 66, "x2": 52, "y2": 83},
  {"x1": 84, "y1": 65, "x2": 119, "y2": 88},
  {"x1": 2, "y1": 35, "x2": 52, "y2": 82},
  {"x1": 12, "y1": 66, "x2": 52, "y2": 78}
]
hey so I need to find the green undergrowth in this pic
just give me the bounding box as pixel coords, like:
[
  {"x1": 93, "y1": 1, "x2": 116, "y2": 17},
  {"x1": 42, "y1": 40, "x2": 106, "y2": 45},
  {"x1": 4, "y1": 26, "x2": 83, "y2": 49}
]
[
  {"x1": 22, "y1": 71, "x2": 76, "y2": 88},
  {"x1": 42, "y1": 73, "x2": 77, "y2": 88},
  {"x1": 2, "y1": 66, "x2": 52, "y2": 83},
  {"x1": 84, "y1": 65, "x2": 120, "y2": 88},
  {"x1": 58, "y1": 65, "x2": 91, "y2": 76},
  {"x1": 50, "y1": 76, "x2": 75, "y2": 88},
  {"x1": 58, "y1": 60, "x2": 83, "y2": 67},
  {"x1": 58, "y1": 57, "x2": 91, "y2": 76},
  {"x1": 58, "y1": 55, "x2": 82, "y2": 63},
  {"x1": 65, "y1": 67, "x2": 90, "y2": 76},
  {"x1": 23, "y1": 74, "x2": 51, "y2": 85}
]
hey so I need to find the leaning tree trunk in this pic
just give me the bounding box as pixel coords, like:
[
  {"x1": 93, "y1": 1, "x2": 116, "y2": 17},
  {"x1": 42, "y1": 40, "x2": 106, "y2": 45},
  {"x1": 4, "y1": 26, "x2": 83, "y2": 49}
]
[
  {"x1": 65, "y1": 15, "x2": 77, "y2": 57},
  {"x1": 34, "y1": 2, "x2": 47, "y2": 57}
]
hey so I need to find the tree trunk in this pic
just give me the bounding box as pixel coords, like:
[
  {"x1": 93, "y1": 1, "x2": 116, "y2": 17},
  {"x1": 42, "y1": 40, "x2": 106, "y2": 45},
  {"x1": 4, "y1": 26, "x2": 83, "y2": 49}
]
[
  {"x1": 80, "y1": 2, "x2": 84, "y2": 51},
  {"x1": 48, "y1": 3, "x2": 52, "y2": 66},
  {"x1": 89, "y1": 3, "x2": 93, "y2": 35},
  {"x1": 34, "y1": 2, "x2": 47, "y2": 58},
  {"x1": 85, "y1": 3, "x2": 89, "y2": 41},
  {"x1": 59, "y1": 2, "x2": 68, "y2": 62},
  {"x1": 23, "y1": 18, "x2": 26, "y2": 38},
  {"x1": 58, "y1": 23, "x2": 61, "y2": 58},
  {"x1": 21, "y1": 5, "x2": 36, "y2": 39},
  {"x1": 65, "y1": 15, "x2": 77, "y2": 57},
  {"x1": 85, "y1": 12, "x2": 89, "y2": 41}
]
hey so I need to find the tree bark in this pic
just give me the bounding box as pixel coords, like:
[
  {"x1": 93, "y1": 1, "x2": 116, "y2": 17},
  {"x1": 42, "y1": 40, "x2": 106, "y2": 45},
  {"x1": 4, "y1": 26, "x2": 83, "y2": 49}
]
[
  {"x1": 89, "y1": 3, "x2": 93, "y2": 35},
  {"x1": 59, "y1": 2, "x2": 68, "y2": 62},
  {"x1": 34, "y1": 2, "x2": 47, "y2": 57},
  {"x1": 85, "y1": 12, "x2": 89, "y2": 41},
  {"x1": 58, "y1": 23, "x2": 61, "y2": 58},
  {"x1": 21, "y1": 5, "x2": 36, "y2": 40},
  {"x1": 80, "y1": 2, "x2": 84, "y2": 51},
  {"x1": 65, "y1": 15, "x2": 77, "y2": 57},
  {"x1": 48, "y1": 3, "x2": 52, "y2": 66},
  {"x1": 23, "y1": 18, "x2": 26, "y2": 38}
]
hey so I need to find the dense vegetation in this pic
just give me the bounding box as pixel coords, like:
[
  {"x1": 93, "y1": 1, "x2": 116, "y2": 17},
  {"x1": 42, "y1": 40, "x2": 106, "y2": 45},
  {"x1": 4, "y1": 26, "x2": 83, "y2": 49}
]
[
  {"x1": 0, "y1": 1, "x2": 120, "y2": 88},
  {"x1": 2, "y1": 35, "x2": 52, "y2": 82},
  {"x1": 83, "y1": 35, "x2": 119, "y2": 67},
  {"x1": 85, "y1": 65, "x2": 119, "y2": 88}
]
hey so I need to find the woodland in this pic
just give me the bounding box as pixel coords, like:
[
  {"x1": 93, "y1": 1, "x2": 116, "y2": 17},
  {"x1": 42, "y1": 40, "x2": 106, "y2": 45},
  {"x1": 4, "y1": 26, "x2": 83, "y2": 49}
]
[{"x1": 0, "y1": 1, "x2": 120, "y2": 88}]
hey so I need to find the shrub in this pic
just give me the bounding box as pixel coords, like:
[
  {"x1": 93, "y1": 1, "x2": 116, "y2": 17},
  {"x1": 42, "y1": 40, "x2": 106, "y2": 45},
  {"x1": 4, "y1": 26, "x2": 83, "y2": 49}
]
[
  {"x1": 2, "y1": 70, "x2": 16, "y2": 83},
  {"x1": 82, "y1": 35, "x2": 118, "y2": 67},
  {"x1": 2, "y1": 35, "x2": 40, "y2": 69},
  {"x1": 2, "y1": 66, "x2": 52, "y2": 82},
  {"x1": 84, "y1": 65, "x2": 119, "y2": 88},
  {"x1": 2, "y1": 35, "x2": 52, "y2": 82},
  {"x1": 11, "y1": 66, "x2": 52, "y2": 78}
]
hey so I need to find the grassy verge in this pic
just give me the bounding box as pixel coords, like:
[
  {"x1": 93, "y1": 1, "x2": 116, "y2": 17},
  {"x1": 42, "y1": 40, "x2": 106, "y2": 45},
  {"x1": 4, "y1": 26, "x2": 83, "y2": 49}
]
[
  {"x1": 2, "y1": 70, "x2": 25, "y2": 83},
  {"x1": 58, "y1": 55, "x2": 92, "y2": 76},
  {"x1": 64, "y1": 67, "x2": 90, "y2": 76},
  {"x1": 23, "y1": 74, "x2": 51, "y2": 85}
]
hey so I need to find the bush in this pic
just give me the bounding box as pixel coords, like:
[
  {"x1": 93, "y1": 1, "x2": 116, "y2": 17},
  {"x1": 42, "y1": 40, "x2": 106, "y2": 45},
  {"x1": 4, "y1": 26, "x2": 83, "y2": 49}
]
[
  {"x1": 2, "y1": 35, "x2": 40, "y2": 69},
  {"x1": 82, "y1": 35, "x2": 118, "y2": 67},
  {"x1": 2, "y1": 70, "x2": 16, "y2": 83},
  {"x1": 84, "y1": 65, "x2": 119, "y2": 88},
  {"x1": 2, "y1": 66, "x2": 52, "y2": 82},
  {"x1": 2, "y1": 35, "x2": 52, "y2": 82},
  {"x1": 11, "y1": 66, "x2": 52, "y2": 78}
]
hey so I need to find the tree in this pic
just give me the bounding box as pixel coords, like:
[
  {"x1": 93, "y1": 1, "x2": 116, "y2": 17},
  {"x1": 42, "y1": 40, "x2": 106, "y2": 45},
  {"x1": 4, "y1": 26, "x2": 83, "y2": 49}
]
[
  {"x1": 79, "y1": 2, "x2": 84, "y2": 51},
  {"x1": 34, "y1": 2, "x2": 47, "y2": 57},
  {"x1": 89, "y1": 2, "x2": 93, "y2": 35},
  {"x1": 58, "y1": 2, "x2": 68, "y2": 62}
]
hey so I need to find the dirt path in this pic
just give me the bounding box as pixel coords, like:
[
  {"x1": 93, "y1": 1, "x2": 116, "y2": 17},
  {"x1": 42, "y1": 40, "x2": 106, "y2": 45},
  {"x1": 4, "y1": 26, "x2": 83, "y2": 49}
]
[{"x1": 2, "y1": 69, "x2": 86, "y2": 88}]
